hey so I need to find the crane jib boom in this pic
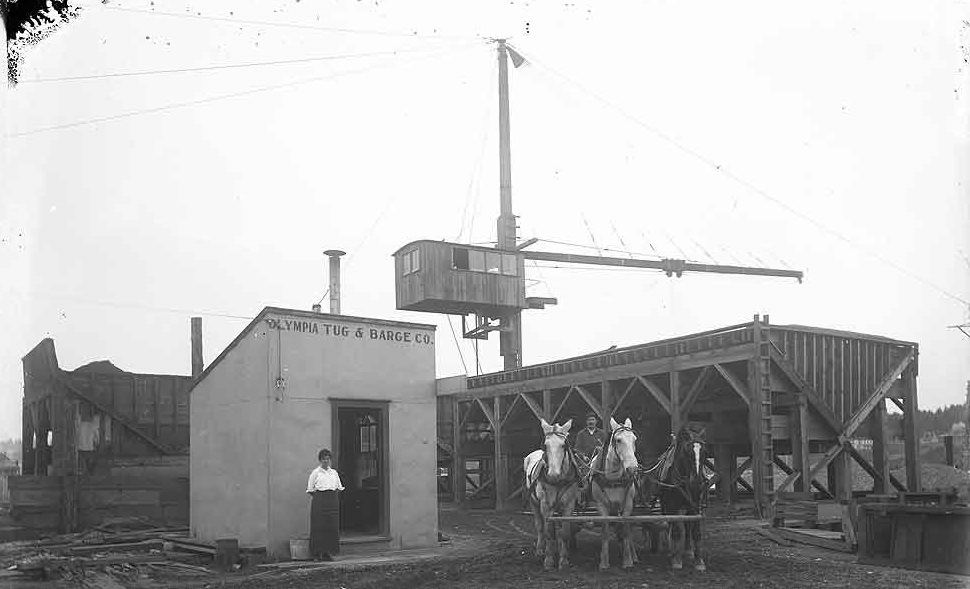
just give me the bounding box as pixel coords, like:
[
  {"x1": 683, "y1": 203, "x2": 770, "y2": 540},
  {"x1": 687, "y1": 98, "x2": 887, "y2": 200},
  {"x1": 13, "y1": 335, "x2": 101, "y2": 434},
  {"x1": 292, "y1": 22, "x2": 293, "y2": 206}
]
[{"x1": 521, "y1": 250, "x2": 804, "y2": 282}]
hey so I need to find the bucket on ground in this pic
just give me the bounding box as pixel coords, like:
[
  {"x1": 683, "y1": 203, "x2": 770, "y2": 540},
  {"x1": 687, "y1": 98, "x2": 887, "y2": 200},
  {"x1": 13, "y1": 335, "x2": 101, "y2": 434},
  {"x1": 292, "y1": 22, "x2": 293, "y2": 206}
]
[
  {"x1": 290, "y1": 538, "x2": 311, "y2": 561},
  {"x1": 215, "y1": 538, "x2": 239, "y2": 570}
]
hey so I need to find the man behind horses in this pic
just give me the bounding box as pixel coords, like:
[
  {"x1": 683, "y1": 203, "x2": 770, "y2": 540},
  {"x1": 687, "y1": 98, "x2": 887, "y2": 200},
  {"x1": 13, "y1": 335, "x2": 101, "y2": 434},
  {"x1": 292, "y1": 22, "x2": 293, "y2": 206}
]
[{"x1": 573, "y1": 412, "x2": 605, "y2": 508}]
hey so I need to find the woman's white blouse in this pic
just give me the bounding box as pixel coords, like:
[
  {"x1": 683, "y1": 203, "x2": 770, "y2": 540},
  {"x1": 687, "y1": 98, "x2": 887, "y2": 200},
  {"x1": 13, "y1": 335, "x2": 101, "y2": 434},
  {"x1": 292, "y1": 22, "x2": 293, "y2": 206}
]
[{"x1": 306, "y1": 466, "x2": 345, "y2": 493}]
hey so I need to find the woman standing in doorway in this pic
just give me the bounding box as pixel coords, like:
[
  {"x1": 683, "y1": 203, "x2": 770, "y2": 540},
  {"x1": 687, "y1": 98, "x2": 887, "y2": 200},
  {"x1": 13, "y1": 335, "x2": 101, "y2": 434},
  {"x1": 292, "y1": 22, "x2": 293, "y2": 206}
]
[{"x1": 306, "y1": 449, "x2": 344, "y2": 561}]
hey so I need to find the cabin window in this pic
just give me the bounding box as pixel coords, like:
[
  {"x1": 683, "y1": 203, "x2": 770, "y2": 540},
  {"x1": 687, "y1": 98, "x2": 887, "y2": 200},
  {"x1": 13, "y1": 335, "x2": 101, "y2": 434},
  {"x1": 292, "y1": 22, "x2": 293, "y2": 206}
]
[
  {"x1": 452, "y1": 248, "x2": 469, "y2": 270},
  {"x1": 452, "y1": 247, "x2": 516, "y2": 275},
  {"x1": 501, "y1": 254, "x2": 517, "y2": 276},
  {"x1": 469, "y1": 250, "x2": 486, "y2": 272},
  {"x1": 402, "y1": 249, "x2": 420, "y2": 275}
]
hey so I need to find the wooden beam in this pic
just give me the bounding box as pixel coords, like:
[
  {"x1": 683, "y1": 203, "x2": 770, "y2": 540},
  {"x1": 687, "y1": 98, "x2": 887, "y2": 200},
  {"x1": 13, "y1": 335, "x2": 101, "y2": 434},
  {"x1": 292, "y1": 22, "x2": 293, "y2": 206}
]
[
  {"x1": 773, "y1": 453, "x2": 829, "y2": 496},
  {"x1": 58, "y1": 377, "x2": 170, "y2": 455},
  {"x1": 769, "y1": 349, "x2": 839, "y2": 432},
  {"x1": 501, "y1": 393, "x2": 522, "y2": 428},
  {"x1": 521, "y1": 249, "x2": 803, "y2": 280},
  {"x1": 458, "y1": 401, "x2": 475, "y2": 430},
  {"x1": 452, "y1": 396, "x2": 465, "y2": 505},
  {"x1": 462, "y1": 344, "x2": 756, "y2": 400},
  {"x1": 518, "y1": 393, "x2": 544, "y2": 422},
  {"x1": 790, "y1": 397, "x2": 810, "y2": 493},
  {"x1": 889, "y1": 396, "x2": 905, "y2": 412},
  {"x1": 736, "y1": 456, "x2": 753, "y2": 476},
  {"x1": 542, "y1": 389, "x2": 552, "y2": 420},
  {"x1": 869, "y1": 398, "x2": 891, "y2": 494},
  {"x1": 475, "y1": 397, "x2": 497, "y2": 430},
  {"x1": 713, "y1": 364, "x2": 751, "y2": 408},
  {"x1": 466, "y1": 476, "x2": 495, "y2": 501},
  {"x1": 636, "y1": 376, "x2": 672, "y2": 414},
  {"x1": 574, "y1": 384, "x2": 602, "y2": 417},
  {"x1": 552, "y1": 387, "x2": 575, "y2": 422},
  {"x1": 845, "y1": 445, "x2": 906, "y2": 493},
  {"x1": 902, "y1": 364, "x2": 920, "y2": 491},
  {"x1": 841, "y1": 350, "x2": 915, "y2": 440},
  {"x1": 679, "y1": 365, "x2": 714, "y2": 423},
  {"x1": 670, "y1": 371, "x2": 681, "y2": 433},
  {"x1": 612, "y1": 378, "x2": 638, "y2": 413},
  {"x1": 494, "y1": 397, "x2": 508, "y2": 510}
]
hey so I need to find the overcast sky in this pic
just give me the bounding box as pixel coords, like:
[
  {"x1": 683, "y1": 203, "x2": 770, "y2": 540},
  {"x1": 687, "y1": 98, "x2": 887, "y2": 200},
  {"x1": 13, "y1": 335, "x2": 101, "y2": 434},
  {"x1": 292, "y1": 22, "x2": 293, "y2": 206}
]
[{"x1": 1, "y1": 0, "x2": 968, "y2": 440}]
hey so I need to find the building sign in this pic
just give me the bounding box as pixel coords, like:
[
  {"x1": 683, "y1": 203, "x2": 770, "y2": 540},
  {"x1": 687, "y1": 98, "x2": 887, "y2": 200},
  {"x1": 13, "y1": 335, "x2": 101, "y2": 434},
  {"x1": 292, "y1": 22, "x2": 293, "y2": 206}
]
[
  {"x1": 466, "y1": 325, "x2": 754, "y2": 389},
  {"x1": 264, "y1": 317, "x2": 433, "y2": 345}
]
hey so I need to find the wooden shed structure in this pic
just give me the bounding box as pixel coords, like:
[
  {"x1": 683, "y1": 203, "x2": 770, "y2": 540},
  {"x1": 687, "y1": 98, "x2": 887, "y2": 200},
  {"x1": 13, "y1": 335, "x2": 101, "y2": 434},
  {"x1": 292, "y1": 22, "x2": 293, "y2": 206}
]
[
  {"x1": 436, "y1": 316, "x2": 921, "y2": 517},
  {"x1": 11, "y1": 338, "x2": 194, "y2": 532}
]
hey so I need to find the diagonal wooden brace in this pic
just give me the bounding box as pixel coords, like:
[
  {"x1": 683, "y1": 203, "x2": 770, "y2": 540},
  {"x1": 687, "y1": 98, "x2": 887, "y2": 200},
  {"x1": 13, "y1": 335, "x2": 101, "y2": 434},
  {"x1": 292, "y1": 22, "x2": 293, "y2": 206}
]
[
  {"x1": 713, "y1": 364, "x2": 751, "y2": 408},
  {"x1": 636, "y1": 375, "x2": 672, "y2": 414},
  {"x1": 679, "y1": 365, "x2": 714, "y2": 424}
]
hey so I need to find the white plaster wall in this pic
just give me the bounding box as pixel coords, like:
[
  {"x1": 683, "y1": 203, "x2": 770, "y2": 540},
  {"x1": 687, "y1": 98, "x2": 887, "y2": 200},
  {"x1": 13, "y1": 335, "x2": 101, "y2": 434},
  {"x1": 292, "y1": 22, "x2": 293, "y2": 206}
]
[
  {"x1": 190, "y1": 323, "x2": 271, "y2": 547},
  {"x1": 262, "y1": 311, "x2": 437, "y2": 556}
]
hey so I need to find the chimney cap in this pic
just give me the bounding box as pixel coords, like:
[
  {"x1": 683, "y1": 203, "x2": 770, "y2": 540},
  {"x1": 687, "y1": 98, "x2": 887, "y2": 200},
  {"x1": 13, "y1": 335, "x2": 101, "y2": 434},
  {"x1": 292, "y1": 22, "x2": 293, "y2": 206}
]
[{"x1": 324, "y1": 249, "x2": 346, "y2": 257}]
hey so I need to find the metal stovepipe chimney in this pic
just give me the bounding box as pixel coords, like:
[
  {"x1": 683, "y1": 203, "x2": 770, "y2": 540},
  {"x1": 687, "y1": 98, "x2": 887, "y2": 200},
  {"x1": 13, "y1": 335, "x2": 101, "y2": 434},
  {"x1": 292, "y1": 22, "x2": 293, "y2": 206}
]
[{"x1": 324, "y1": 249, "x2": 346, "y2": 314}]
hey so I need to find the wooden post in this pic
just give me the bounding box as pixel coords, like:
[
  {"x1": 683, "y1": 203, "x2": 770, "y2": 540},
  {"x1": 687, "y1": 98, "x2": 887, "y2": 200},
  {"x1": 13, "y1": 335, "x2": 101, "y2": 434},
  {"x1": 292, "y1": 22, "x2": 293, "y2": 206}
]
[
  {"x1": 669, "y1": 371, "x2": 681, "y2": 434},
  {"x1": 869, "y1": 398, "x2": 890, "y2": 494},
  {"x1": 748, "y1": 314, "x2": 775, "y2": 518},
  {"x1": 493, "y1": 397, "x2": 508, "y2": 510},
  {"x1": 716, "y1": 444, "x2": 737, "y2": 504},
  {"x1": 452, "y1": 397, "x2": 465, "y2": 506},
  {"x1": 790, "y1": 397, "x2": 810, "y2": 493},
  {"x1": 901, "y1": 364, "x2": 921, "y2": 491},
  {"x1": 542, "y1": 389, "x2": 552, "y2": 421},
  {"x1": 601, "y1": 380, "x2": 613, "y2": 425},
  {"x1": 834, "y1": 446, "x2": 852, "y2": 502}
]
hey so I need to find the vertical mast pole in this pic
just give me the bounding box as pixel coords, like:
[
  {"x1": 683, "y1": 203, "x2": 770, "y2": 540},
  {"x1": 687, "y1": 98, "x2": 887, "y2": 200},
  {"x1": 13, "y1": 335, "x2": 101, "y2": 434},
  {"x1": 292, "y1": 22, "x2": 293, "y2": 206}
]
[{"x1": 496, "y1": 39, "x2": 522, "y2": 370}]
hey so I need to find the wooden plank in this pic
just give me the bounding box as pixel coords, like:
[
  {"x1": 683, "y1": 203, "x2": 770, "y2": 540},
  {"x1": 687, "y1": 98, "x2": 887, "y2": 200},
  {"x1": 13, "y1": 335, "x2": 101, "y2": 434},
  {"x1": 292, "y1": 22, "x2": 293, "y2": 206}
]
[
  {"x1": 452, "y1": 396, "x2": 465, "y2": 505},
  {"x1": 756, "y1": 527, "x2": 794, "y2": 547},
  {"x1": 58, "y1": 377, "x2": 170, "y2": 455},
  {"x1": 518, "y1": 393, "x2": 544, "y2": 422},
  {"x1": 769, "y1": 349, "x2": 840, "y2": 433},
  {"x1": 552, "y1": 386, "x2": 575, "y2": 422},
  {"x1": 493, "y1": 397, "x2": 508, "y2": 510},
  {"x1": 669, "y1": 371, "x2": 681, "y2": 433},
  {"x1": 713, "y1": 363, "x2": 751, "y2": 408},
  {"x1": 548, "y1": 515, "x2": 703, "y2": 523},
  {"x1": 500, "y1": 393, "x2": 521, "y2": 427},
  {"x1": 772, "y1": 527, "x2": 852, "y2": 552},
  {"x1": 474, "y1": 397, "x2": 496, "y2": 430},
  {"x1": 679, "y1": 365, "x2": 714, "y2": 423},
  {"x1": 573, "y1": 384, "x2": 602, "y2": 417},
  {"x1": 612, "y1": 378, "x2": 638, "y2": 413},
  {"x1": 636, "y1": 376, "x2": 671, "y2": 414},
  {"x1": 462, "y1": 344, "x2": 757, "y2": 399},
  {"x1": 902, "y1": 365, "x2": 920, "y2": 491},
  {"x1": 841, "y1": 349, "x2": 915, "y2": 440},
  {"x1": 542, "y1": 389, "x2": 551, "y2": 420}
]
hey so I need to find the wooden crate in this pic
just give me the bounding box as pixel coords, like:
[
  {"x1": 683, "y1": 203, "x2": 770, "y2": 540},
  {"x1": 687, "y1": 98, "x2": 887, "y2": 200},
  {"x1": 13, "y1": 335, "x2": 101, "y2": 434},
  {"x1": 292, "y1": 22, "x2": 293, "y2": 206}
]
[{"x1": 857, "y1": 503, "x2": 970, "y2": 575}]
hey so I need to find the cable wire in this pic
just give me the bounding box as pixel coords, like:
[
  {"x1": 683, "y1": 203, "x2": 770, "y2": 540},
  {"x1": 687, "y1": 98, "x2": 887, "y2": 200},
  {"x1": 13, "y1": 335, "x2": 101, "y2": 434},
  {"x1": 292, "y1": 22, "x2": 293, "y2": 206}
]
[
  {"x1": 18, "y1": 45, "x2": 469, "y2": 84},
  {"x1": 10, "y1": 42, "x2": 484, "y2": 138},
  {"x1": 511, "y1": 44, "x2": 970, "y2": 307},
  {"x1": 101, "y1": 4, "x2": 477, "y2": 40}
]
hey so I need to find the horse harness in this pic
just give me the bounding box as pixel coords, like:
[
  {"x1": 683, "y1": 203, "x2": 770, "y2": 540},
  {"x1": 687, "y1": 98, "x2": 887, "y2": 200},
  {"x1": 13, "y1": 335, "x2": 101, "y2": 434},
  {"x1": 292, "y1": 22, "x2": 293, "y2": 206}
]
[
  {"x1": 586, "y1": 425, "x2": 640, "y2": 513},
  {"x1": 527, "y1": 431, "x2": 582, "y2": 514}
]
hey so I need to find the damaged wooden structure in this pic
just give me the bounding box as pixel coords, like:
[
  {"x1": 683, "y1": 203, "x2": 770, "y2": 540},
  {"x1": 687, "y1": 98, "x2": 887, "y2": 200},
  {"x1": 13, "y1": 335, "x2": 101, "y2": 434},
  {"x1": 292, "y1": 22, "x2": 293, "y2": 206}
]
[
  {"x1": 11, "y1": 336, "x2": 198, "y2": 532},
  {"x1": 436, "y1": 315, "x2": 921, "y2": 517}
]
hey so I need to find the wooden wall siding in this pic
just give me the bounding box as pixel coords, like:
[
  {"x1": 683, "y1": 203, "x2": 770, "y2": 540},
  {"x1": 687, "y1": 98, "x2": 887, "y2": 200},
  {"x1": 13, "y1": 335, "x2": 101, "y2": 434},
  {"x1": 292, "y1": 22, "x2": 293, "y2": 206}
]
[
  {"x1": 64, "y1": 372, "x2": 192, "y2": 452},
  {"x1": 395, "y1": 241, "x2": 526, "y2": 315},
  {"x1": 771, "y1": 328, "x2": 914, "y2": 427},
  {"x1": 468, "y1": 322, "x2": 755, "y2": 390}
]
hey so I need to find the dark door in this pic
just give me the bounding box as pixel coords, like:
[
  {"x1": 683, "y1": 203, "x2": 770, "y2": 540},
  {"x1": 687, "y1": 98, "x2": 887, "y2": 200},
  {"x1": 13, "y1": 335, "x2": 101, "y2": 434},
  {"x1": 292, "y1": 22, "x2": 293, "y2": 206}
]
[{"x1": 336, "y1": 406, "x2": 384, "y2": 536}]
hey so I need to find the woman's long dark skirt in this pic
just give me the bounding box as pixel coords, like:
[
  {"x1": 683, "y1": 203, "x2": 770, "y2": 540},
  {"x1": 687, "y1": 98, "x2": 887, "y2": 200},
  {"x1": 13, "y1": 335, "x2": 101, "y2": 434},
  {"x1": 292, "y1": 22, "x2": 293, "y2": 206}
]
[{"x1": 310, "y1": 490, "x2": 340, "y2": 557}]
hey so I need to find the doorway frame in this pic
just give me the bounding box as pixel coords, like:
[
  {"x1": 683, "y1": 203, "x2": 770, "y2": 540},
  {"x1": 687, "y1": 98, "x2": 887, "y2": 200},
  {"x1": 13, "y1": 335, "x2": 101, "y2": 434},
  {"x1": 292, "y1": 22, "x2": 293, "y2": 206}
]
[{"x1": 330, "y1": 399, "x2": 391, "y2": 538}]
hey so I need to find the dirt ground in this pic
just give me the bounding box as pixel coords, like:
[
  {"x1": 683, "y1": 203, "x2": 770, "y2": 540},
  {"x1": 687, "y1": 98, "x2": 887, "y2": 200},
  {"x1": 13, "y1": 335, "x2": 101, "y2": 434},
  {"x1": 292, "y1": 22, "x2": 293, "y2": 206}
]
[{"x1": 5, "y1": 505, "x2": 968, "y2": 589}]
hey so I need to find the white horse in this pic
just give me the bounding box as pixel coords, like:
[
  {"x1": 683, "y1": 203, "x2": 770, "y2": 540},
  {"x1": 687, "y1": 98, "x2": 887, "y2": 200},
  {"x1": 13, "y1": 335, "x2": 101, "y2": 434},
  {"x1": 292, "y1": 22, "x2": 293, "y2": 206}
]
[
  {"x1": 589, "y1": 417, "x2": 640, "y2": 570},
  {"x1": 523, "y1": 418, "x2": 582, "y2": 570}
]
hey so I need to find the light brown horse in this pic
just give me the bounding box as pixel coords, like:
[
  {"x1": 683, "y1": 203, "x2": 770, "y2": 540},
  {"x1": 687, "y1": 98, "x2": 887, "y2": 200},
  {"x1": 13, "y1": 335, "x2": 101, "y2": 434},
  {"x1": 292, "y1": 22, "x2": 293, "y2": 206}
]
[
  {"x1": 523, "y1": 418, "x2": 582, "y2": 570},
  {"x1": 588, "y1": 417, "x2": 640, "y2": 569}
]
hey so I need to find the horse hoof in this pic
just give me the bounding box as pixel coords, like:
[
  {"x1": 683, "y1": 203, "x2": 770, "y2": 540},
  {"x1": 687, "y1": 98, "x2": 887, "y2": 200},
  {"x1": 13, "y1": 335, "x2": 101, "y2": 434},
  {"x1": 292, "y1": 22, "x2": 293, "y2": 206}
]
[
  {"x1": 622, "y1": 562, "x2": 634, "y2": 570},
  {"x1": 695, "y1": 562, "x2": 707, "y2": 572},
  {"x1": 672, "y1": 562, "x2": 683, "y2": 571},
  {"x1": 543, "y1": 557, "x2": 556, "y2": 570},
  {"x1": 558, "y1": 560, "x2": 570, "y2": 570},
  {"x1": 599, "y1": 564, "x2": 610, "y2": 571}
]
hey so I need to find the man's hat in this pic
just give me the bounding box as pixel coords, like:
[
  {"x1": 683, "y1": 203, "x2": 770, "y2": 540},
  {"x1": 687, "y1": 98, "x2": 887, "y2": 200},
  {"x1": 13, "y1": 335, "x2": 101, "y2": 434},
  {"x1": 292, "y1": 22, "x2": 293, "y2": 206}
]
[{"x1": 585, "y1": 411, "x2": 598, "y2": 420}]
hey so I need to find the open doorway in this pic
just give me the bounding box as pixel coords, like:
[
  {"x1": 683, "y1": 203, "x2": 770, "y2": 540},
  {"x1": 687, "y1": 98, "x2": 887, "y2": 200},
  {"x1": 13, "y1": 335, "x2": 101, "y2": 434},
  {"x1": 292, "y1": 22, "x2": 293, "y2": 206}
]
[{"x1": 334, "y1": 403, "x2": 388, "y2": 537}]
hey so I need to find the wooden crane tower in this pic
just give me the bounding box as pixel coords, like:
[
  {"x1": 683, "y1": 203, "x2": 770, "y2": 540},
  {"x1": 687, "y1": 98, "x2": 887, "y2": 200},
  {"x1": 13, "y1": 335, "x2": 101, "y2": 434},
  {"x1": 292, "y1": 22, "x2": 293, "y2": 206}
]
[{"x1": 393, "y1": 40, "x2": 803, "y2": 371}]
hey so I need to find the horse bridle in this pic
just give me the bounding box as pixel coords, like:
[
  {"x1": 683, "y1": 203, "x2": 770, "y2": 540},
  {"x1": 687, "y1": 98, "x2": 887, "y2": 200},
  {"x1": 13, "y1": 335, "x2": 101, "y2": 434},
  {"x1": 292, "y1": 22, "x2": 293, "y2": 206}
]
[{"x1": 590, "y1": 425, "x2": 639, "y2": 487}]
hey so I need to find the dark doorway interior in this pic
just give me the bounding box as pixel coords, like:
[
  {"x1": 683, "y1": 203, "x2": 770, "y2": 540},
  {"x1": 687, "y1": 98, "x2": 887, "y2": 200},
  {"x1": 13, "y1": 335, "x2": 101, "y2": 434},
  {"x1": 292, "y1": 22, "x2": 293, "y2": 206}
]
[{"x1": 336, "y1": 406, "x2": 384, "y2": 536}]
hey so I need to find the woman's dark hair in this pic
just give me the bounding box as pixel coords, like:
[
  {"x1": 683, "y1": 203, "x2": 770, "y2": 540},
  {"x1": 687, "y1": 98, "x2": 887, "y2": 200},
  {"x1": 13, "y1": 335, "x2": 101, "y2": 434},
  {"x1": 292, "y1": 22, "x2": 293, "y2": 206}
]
[{"x1": 317, "y1": 449, "x2": 332, "y2": 461}]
